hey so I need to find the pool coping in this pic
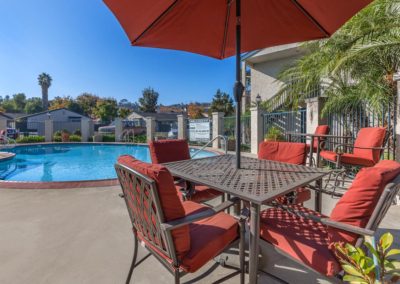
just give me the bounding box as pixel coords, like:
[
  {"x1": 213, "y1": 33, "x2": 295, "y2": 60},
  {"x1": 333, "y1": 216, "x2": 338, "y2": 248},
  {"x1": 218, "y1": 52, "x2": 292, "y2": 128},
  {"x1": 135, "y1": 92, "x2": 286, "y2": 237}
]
[{"x1": 0, "y1": 142, "x2": 223, "y2": 189}]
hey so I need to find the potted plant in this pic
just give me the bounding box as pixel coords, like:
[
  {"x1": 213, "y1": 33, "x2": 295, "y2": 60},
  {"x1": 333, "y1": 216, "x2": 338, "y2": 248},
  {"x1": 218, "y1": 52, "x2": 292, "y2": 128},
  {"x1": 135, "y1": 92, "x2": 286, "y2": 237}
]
[
  {"x1": 226, "y1": 135, "x2": 236, "y2": 151},
  {"x1": 264, "y1": 126, "x2": 285, "y2": 142},
  {"x1": 61, "y1": 129, "x2": 70, "y2": 142}
]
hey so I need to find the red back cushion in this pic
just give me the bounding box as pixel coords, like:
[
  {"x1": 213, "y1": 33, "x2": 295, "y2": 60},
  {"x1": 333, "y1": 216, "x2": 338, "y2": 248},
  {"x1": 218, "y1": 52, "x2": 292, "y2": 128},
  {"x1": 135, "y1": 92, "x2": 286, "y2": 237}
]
[
  {"x1": 149, "y1": 139, "x2": 191, "y2": 164},
  {"x1": 117, "y1": 155, "x2": 190, "y2": 259},
  {"x1": 312, "y1": 125, "x2": 330, "y2": 149},
  {"x1": 258, "y1": 141, "x2": 307, "y2": 165},
  {"x1": 353, "y1": 127, "x2": 386, "y2": 163},
  {"x1": 328, "y1": 160, "x2": 400, "y2": 244}
]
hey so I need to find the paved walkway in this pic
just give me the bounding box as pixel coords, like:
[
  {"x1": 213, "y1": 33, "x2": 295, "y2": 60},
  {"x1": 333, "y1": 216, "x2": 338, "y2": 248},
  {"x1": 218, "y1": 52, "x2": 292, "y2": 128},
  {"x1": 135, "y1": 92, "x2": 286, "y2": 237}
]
[{"x1": 0, "y1": 186, "x2": 399, "y2": 284}]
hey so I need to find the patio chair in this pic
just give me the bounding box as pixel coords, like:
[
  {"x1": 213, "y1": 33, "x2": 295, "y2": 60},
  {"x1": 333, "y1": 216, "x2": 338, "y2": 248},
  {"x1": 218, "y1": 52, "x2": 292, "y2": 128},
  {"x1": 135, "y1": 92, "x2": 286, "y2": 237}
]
[
  {"x1": 306, "y1": 125, "x2": 330, "y2": 166},
  {"x1": 320, "y1": 127, "x2": 387, "y2": 169},
  {"x1": 258, "y1": 159, "x2": 400, "y2": 281},
  {"x1": 258, "y1": 141, "x2": 311, "y2": 205},
  {"x1": 115, "y1": 155, "x2": 245, "y2": 284},
  {"x1": 149, "y1": 139, "x2": 223, "y2": 203}
]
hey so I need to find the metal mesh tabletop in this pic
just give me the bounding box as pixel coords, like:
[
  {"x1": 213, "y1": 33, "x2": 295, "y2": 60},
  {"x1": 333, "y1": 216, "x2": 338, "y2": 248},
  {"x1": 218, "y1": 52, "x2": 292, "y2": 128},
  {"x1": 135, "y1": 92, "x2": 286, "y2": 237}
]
[{"x1": 164, "y1": 154, "x2": 329, "y2": 204}]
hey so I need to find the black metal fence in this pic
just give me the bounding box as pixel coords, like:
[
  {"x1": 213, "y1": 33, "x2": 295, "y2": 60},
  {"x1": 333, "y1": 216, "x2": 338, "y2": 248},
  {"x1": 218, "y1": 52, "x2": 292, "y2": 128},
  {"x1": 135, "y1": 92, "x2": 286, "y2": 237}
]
[
  {"x1": 263, "y1": 109, "x2": 306, "y2": 140},
  {"x1": 327, "y1": 104, "x2": 396, "y2": 160},
  {"x1": 223, "y1": 115, "x2": 251, "y2": 151}
]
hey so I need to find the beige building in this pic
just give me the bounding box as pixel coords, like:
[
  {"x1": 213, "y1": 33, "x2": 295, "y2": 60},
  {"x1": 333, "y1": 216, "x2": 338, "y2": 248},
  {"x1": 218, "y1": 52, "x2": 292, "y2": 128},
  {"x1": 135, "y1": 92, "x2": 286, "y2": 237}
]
[{"x1": 242, "y1": 43, "x2": 306, "y2": 108}]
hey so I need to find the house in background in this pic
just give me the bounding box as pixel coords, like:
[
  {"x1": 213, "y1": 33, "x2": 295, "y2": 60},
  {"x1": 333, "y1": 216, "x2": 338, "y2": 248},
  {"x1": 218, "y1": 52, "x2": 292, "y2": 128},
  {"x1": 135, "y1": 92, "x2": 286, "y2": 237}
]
[
  {"x1": 242, "y1": 43, "x2": 307, "y2": 111},
  {"x1": 127, "y1": 111, "x2": 179, "y2": 138},
  {"x1": 16, "y1": 108, "x2": 90, "y2": 135}
]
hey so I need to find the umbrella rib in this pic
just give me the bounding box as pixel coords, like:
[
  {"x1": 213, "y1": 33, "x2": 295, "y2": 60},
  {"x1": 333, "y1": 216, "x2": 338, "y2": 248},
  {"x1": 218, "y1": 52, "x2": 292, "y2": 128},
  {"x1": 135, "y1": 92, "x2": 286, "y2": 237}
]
[
  {"x1": 290, "y1": 0, "x2": 330, "y2": 37},
  {"x1": 132, "y1": 0, "x2": 180, "y2": 45},
  {"x1": 220, "y1": 0, "x2": 233, "y2": 59}
]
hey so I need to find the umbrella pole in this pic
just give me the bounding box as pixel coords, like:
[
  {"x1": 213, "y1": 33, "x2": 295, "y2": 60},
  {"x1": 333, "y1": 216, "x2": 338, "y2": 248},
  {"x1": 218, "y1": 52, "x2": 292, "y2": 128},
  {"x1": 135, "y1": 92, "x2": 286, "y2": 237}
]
[{"x1": 234, "y1": 0, "x2": 244, "y2": 169}]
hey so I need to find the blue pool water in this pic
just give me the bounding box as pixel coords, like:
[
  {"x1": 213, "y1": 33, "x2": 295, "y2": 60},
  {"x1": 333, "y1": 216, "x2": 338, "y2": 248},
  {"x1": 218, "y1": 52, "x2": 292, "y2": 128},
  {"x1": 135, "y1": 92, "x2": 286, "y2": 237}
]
[{"x1": 0, "y1": 143, "x2": 216, "y2": 182}]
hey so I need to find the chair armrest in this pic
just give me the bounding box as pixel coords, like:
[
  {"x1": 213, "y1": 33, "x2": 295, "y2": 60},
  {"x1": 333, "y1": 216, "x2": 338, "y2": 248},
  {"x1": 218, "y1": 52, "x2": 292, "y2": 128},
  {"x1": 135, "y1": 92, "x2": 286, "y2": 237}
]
[
  {"x1": 333, "y1": 143, "x2": 385, "y2": 153},
  {"x1": 161, "y1": 197, "x2": 240, "y2": 231},
  {"x1": 271, "y1": 204, "x2": 374, "y2": 237},
  {"x1": 321, "y1": 218, "x2": 375, "y2": 237}
]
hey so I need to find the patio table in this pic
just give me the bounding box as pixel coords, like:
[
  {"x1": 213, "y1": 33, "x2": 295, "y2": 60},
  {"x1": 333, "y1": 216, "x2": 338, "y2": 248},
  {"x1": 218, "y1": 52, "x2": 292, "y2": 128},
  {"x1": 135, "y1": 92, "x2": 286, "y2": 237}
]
[
  {"x1": 286, "y1": 132, "x2": 353, "y2": 167},
  {"x1": 164, "y1": 154, "x2": 329, "y2": 284}
]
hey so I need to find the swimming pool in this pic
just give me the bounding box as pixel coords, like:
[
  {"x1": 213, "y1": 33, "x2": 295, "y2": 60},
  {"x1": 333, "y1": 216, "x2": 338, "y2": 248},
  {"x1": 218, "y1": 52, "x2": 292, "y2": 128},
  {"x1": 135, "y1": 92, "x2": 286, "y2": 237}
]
[{"x1": 0, "y1": 143, "x2": 216, "y2": 182}]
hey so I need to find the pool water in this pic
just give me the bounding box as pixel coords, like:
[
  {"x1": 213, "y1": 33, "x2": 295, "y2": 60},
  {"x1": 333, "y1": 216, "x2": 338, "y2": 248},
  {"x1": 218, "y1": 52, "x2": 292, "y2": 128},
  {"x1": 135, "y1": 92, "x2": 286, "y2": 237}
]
[{"x1": 0, "y1": 144, "x2": 215, "y2": 182}]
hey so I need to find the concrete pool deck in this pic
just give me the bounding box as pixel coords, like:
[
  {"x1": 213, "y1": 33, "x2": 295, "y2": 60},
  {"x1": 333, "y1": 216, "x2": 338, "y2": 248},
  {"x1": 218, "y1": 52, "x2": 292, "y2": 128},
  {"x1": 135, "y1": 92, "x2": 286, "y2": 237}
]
[{"x1": 1, "y1": 184, "x2": 399, "y2": 284}]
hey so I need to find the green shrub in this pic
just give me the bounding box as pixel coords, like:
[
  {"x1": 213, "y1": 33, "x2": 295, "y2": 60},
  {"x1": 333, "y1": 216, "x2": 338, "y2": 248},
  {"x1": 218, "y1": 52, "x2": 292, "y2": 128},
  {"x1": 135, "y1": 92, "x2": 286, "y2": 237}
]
[
  {"x1": 133, "y1": 135, "x2": 147, "y2": 143},
  {"x1": 73, "y1": 129, "x2": 81, "y2": 136},
  {"x1": 16, "y1": 136, "x2": 45, "y2": 144},
  {"x1": 102, "y1": 134, "x2": 115, "y2": 142},
  {"x1": 88, "y1": 136, "x2": 93, "y2": 142},
  {"x1": 54, "y1": 130, "x2": 62, "y2": 137},
  {"x1": 265, "y1": 126, "x2": 285, "y2": 142},
  {"x1": 53, "y1": 136, "x2": 62, "y2": 142},
  {"x1": 69, "y1": 135, "x2": 82, "y2": 142}
]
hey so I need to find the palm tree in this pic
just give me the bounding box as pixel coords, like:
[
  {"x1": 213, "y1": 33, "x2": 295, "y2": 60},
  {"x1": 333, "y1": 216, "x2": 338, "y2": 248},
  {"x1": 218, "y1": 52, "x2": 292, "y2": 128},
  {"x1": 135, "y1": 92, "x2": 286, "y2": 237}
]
[
  {"x1": 270, "y1": 0, "x2": 400, "y2": 116},
  {"x1": 38, "y1": 73, "x2": 52, "y2": 110}
]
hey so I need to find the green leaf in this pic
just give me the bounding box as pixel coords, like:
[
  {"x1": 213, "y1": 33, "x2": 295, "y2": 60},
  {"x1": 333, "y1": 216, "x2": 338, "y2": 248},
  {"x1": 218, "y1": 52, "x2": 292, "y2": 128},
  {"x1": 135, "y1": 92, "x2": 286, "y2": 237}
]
[
  {"x1": 380, "y1": 232, "x2": 393, "y2": 252},
  {"x1": 342, "y1": 264, "x2": 364, "y2": 277},
  {"x1": 386, "y1": 248, "x2": 400, "y2": 257},
  {"x1": 343, "y1": 275, "x2": 368, "y2": 284},
  {"x1": 365, "y1": 242, "x2": 380, "y2": 264}
]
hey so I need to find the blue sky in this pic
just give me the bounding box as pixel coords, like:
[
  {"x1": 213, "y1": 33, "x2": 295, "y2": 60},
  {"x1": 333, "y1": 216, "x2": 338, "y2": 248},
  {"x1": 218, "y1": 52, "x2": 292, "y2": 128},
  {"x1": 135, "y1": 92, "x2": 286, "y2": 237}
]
[{"x1": 0, "y1": 0, "x2": 236, "y2": 105}]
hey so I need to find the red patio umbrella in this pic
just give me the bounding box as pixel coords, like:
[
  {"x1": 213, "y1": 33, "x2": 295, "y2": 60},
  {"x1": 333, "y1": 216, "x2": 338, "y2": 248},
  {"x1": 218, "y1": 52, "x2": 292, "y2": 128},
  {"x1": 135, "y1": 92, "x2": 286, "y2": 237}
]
[{"x1": 104, "y1": 0, "x2": 372, "y2": 168}]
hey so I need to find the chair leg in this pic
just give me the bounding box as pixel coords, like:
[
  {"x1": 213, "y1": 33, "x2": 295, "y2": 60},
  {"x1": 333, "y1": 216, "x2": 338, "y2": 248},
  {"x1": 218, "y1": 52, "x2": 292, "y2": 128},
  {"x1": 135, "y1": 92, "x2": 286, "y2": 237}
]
[
  {"x1": 239, "y1": 217, "x2": 246, "y2": 284},
  {"x1": 174, "y1": 270, "x2": 180, "y2": 284},
  {"x1": 126, "y1": 234, "x2": 139, "y2": 284}
]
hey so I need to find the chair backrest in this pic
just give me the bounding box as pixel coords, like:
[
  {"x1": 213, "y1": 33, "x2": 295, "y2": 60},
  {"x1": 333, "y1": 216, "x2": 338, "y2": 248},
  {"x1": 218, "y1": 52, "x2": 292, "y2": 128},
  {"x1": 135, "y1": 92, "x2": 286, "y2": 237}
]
[
  {"x1": 353, "y1": 127, "x2": 386, "y2": 164},
  {"x1": 328, "y1": 160, "x2": 400, "y2": 245},
  {"x1": 258, "y1": 141, "x2": 307, "y2": 165},
  {"x1": 149, "y1": 139, "x2": 191, "y2": 164},
  {"x1": 312, "y1": 125, "x2": 330, "y2": 149},
  {"x1": 115, "y1": 155, "x2": 191, "y2": 265}
]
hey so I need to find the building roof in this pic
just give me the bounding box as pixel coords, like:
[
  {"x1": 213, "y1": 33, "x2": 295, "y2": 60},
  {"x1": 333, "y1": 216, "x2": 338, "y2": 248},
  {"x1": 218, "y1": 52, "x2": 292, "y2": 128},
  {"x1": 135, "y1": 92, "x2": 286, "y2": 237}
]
[
  {"x1": 242, "y1": 43, "x2": 306, "y2": 64},
  {"x1": 128, "y1": 111, "x2": 180, "y2": 120},
  {"x1": 17, "y1": 108, "x2": 90, "y2": 120},
  {"x1": 3, "y1": 113, "x2": 25, "y2": 119},
  {"x1": 0, "y1": 112, "x2": 14, "y2": 119}
]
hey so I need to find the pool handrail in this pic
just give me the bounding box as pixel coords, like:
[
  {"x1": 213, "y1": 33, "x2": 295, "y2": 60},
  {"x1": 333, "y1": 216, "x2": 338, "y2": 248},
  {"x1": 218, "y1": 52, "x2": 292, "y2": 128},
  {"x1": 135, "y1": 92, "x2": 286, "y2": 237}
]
[{"x1": 191, "y1": 135, "x2": 227, "y2": 158}]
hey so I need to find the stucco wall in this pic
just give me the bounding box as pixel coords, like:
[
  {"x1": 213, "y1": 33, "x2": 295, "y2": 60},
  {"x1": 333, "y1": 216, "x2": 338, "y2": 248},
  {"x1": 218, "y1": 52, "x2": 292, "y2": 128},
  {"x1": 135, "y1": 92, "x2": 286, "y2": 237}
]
[
  {"x1": 249, "y1": 55, "x2": 302, "y2": 104},
  {"x1": 27, "y1": 109, "x2": 85, "y2": 123}
]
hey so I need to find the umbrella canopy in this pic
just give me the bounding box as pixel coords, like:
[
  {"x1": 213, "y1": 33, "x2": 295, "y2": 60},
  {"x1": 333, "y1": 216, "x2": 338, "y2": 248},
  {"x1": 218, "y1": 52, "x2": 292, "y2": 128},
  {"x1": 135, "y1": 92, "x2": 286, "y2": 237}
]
[{"x1": 104, "y1": 0, "x2": 372, "y2": 168}]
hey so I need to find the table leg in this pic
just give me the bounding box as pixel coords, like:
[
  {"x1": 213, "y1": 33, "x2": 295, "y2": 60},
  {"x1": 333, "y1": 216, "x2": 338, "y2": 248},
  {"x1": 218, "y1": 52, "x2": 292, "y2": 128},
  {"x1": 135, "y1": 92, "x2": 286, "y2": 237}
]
[
  {"x1": 315, "y1": 178, "x2": 322, "y2": 213},
  {"x1": 249, "y1": 202, "x2": 260, "y2": 284},
  {"x1": 309, "y1": 135, "x2": 314, "y2": 167}
]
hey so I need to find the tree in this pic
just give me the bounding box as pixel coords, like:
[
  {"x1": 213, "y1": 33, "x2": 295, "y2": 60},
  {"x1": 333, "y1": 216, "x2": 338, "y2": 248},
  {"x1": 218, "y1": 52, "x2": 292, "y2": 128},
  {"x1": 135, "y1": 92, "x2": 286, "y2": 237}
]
[
  {"x1": 38, "y1": 73, "x2": 52, "y2": 110},
  {"x1": 138, "y1": 87, "x2": 159, "y2": 113},
  {"x1": 24, "y1": 97, "x2": 43, "y2": 114},
  {"x1": 187, "y1": 104, "x2": 204, "y2": 119},
  {"x1": 272, "y1": 0, "x2": 400, "y2": 115},
  {"x1": 0, "y1": 93, "x2": 27, "y2": 113},
  {"x1": 118, "y1": 107, "x2": 132, "y2": 119},
  {"x1": 49, "y1": 96, "x2": 83, "y2": 114},
  {"x1": 93, "y1": 98, "x2": 118, "y2": 122},
  {"x1": 76, "y1": 93, "x2": 100, "y2": 117},
  {"x1": 209, "y1": 89, "x2": 234, "y2": 116}
]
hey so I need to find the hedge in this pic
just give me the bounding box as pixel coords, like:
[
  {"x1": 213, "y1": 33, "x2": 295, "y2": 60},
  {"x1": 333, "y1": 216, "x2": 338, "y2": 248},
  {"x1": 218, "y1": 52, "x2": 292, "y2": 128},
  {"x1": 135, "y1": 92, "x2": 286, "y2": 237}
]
[{"x1": 16, "y1": 136, "x2": 45, "y2": 144}]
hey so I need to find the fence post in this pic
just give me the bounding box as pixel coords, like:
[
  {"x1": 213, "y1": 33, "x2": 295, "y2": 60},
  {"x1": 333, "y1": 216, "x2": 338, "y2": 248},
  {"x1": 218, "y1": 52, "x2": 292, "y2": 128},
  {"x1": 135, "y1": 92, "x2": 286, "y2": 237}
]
[
  {"x1": 81, "y1": 118, "x2": 93, "y2": 142},
  {"x1": 114, "y1": 118, "x2": 123, "y2": 142},
  {"x1": 212, "y1": 112, "x2": 224, "y2": 148},
  {"x1": 44, "y1": 119, "x2": 53, "y2": 142},
  {"x1": 251, "y1": 106, "x2": 263, "y2": 154},
  {"x1": 0, "y1": 117, "x2": 7, "y2": 132},
  {"x1": 146, "y1": 117, "x2": 156, "y2": 142},
  {"x1": 177, "y1": 114, "x2": 187, "y2": 140},
  {"x1": 305, "y1": 97, "x2": 327, "y2": 134}
]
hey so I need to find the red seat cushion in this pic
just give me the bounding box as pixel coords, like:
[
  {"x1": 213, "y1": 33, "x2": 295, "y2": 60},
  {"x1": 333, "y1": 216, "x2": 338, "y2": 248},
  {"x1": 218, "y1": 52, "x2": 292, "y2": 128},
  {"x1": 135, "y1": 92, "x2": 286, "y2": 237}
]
[
  {"x1": 180, "y1": 201, "x2": 238, "y2": 273},
  {"x1": 149, "y1": 139, "x2": 191, "y2": 164},
  {"x1": 117, "y1": 155, "x2": 190, "y2": 260},
  {"x1": 260, "y1": 206, "x2": 341, "y2": 276},
  {"x1": 328, "y1": 160, "x2": 400, "y2": 244},
  {"x1": 320, "y1": 151, "x2": 375, "y2": 167},
  {"x1": 258, "y1": 141, "x2": 307, "y2": 165},
  {"x1": 353, "y1": 127, "x2": 386, "y2": 164},
  {"x1": 258, "y1": 141, "x2": 310, "y2": 204}
]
